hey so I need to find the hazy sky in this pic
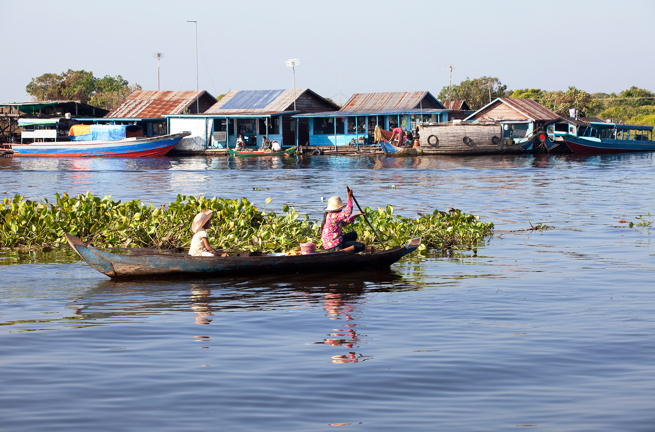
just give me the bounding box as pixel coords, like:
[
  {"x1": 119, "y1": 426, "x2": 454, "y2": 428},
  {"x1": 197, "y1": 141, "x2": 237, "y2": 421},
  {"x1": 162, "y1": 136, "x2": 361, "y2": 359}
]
[{"x1": 2, "y1": 0, "x2": 653, "y2": 103}]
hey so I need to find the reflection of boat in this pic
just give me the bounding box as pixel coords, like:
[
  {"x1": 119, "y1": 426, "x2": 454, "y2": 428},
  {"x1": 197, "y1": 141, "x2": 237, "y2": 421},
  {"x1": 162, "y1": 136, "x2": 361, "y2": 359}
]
[
  {"x1": 12, "y1": 123, "x2": 189, "y2": 157},
  {"x1": 380, "y1": 140, "x2": 420, "y2": 156},
  {"x1": 65, "y1": 234, "x2": 421, "y2": 280},
  {"x1": 555, "y1": 122, "x2": 655, "y2": 154},
  {"x1": 228, "y1": 147, "x2": 296, "y2": 157}
]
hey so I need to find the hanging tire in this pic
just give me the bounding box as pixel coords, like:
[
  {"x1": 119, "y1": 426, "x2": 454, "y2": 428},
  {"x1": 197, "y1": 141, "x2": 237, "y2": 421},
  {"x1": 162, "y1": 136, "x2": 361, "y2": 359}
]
[
  {"x1": 492, "y1": 136, "x2": 500, "y2": 145},
  {"x1": 427, "y1": 135, "x2": 439, "y2": 147},
  {"x1": 463, "y1": 136, "x2": 471, "y2": 146},
  {"x1": 310, "y1": 149, "x2": 321, "y2": 156}
]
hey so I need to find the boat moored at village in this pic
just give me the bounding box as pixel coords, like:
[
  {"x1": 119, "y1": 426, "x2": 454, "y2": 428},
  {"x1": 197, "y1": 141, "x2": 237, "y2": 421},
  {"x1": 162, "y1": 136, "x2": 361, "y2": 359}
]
[
  {"x1": 554, "y1": 122, "x2": 655, "y2": 154},
  {"x1": 11, "y1": 123, "x2": 189, "y2": 157},
  {"x1": 417, "y1": 122, "x2": 524, "y2": 155}
]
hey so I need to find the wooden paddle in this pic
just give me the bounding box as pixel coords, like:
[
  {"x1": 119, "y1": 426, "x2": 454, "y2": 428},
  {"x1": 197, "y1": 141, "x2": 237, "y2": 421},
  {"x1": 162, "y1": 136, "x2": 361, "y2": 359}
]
[{"x1": 347, "y1": 186, "x2": 387, "y2": 249}]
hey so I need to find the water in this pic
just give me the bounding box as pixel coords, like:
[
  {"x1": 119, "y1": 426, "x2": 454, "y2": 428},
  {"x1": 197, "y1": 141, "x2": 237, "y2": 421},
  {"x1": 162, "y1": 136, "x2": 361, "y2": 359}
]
[{"x1": 2, "y1": 153, "x2": 655, "y2": 431}]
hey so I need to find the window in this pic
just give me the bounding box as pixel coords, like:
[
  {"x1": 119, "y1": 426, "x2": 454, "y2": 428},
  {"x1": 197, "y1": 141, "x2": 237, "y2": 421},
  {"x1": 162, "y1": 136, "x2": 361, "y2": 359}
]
[
  {"x1": 357, "y1": 116, "x2": 366, "y2": 134},
  {"x1": 347, "y1": 117, "x2": 356, "y2": 134},
  {"x1": 258, "y1": 117, "x2": 279, "y2": 135},
  {"x1": 314, "y1": 117, "x2": 338, "y2": 135},
  {"x1": 389, "y1": 115, "x2": 398, "y2": 130},
  {"x1": 503, "y1": 123, "x2": 529, "y2": 139},
  {"x1": 335, "y1": 117, "x2": 345, "y2": 134},
  {"x1": 238, "y1": 119, "x2": 256, "y2": 135},
  {"x1": 213, "y1": 119, "x2": 234, "y2": 135}
]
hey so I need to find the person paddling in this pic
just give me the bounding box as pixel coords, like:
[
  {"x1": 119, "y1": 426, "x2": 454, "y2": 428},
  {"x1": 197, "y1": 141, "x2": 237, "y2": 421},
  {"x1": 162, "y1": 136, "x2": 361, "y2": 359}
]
[
  {"x1": 189, "y1": 210, "x2": 226, "y2": 257},
  {"x1": 320, "y1": 186, "x2": 365, "y2": 253}
]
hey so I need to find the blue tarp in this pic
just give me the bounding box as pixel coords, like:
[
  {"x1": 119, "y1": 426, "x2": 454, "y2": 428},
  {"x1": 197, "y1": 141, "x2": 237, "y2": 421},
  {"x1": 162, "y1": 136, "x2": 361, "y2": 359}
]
[{"x1": 69, "y1": 125, "x2": 129, "y2": 141}]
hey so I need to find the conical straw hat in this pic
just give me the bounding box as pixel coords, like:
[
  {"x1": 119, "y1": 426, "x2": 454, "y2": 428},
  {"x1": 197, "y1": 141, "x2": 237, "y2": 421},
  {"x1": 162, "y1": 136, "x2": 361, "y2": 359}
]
[
  {"x1": 324, "y1": 196, "x2": 346, "y2": 212},
  {"x1": 191, "y1": 209, "x2": 213, "y2": 233}
]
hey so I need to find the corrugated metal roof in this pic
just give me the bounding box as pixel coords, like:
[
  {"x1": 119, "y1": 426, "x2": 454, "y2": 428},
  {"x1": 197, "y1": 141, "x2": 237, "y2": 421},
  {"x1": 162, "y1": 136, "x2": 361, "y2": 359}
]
[
  {"x1": 205, "y1": 89, "x2": 307, "y2": 114},
  {"x1": 442, "y1": 100, "x2": 470, "y2": 110},
  {"x1": 340, "y1": 92, "x2": 443, "y2": 111},
  {"x1": 294, "y1": 108, "x2": 447, "y2": 118},
  {"x1": 497, "y1": 98, "x2": 559, "y2": 121},
  {"x1": 106, "y1": 90, "x2": 214, "y2": 118}
]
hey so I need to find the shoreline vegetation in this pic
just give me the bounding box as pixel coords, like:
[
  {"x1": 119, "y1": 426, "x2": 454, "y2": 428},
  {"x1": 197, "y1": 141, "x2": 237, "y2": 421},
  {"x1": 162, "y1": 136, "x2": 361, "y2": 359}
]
[{"x1": 1, "y1": 192, "x2": 494, "y2": 254}]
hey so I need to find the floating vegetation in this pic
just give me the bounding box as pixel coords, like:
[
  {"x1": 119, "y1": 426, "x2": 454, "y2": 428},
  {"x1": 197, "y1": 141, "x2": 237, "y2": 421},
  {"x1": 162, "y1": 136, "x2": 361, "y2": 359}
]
[
  {"x1": 1, "y1": 193, "x2": 494, "y2": 254},
  {"x1": 629, "y1": 213, "x2": 652, "y2": 228},
  {"x1": 522, "y1": 213, "x2": 552, "y2": 232}
]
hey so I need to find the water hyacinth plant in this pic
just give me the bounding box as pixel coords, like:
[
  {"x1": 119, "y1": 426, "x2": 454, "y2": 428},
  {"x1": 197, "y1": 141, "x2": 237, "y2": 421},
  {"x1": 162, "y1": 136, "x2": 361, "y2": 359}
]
[{"x1": 1, "y1": 193, "x2": 494, "y2": 253}]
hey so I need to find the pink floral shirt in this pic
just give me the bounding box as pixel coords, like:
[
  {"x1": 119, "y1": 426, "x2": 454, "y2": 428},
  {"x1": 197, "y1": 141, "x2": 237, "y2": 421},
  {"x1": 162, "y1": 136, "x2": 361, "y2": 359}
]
[{"x1": 322, "y1": 198, "x2": 356, "y2": 249}]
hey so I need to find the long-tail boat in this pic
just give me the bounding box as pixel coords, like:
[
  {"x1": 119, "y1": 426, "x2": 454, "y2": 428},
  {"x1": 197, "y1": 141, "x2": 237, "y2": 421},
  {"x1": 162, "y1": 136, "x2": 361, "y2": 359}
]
[
  {"x1": 228, "y1": 147, "x2": 296, "y2": 157},
  {"x1": 555, "y1": 122, "x2": 655, "y2": 154},
  {"x1": 65, "y1": 234, "x2": 421, "y2": 280},
  {"x1": 12, "y1": 123, "x2": 189, "y2": 157}
]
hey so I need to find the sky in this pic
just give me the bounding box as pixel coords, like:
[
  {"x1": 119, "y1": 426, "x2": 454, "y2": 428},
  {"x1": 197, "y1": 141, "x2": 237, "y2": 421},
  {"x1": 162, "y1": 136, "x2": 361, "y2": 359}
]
[{"x1": 2, "y1": 0, "x2": 654, "y2": 103}]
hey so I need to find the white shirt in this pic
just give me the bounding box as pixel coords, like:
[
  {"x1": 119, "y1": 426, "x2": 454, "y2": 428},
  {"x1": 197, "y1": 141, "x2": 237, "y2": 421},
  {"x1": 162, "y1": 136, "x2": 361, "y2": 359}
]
[
  {"x1": 189, "y1": 230, "x2": 209, "y2": 256},
  {"x1": 271, "y1": 141, "x2": 282, "y2": 151}
]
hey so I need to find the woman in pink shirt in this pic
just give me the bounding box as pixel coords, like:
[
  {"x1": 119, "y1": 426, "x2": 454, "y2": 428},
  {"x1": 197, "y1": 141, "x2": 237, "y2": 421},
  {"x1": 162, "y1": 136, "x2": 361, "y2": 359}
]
[{"x1": 320, "y1": 186, "x2": 365, "y2": 253}]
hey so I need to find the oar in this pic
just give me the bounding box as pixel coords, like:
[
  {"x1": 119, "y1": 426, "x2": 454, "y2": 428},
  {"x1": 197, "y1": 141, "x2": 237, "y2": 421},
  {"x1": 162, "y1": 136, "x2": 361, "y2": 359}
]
[{"x1": 348, "y1": 187, "x2": 387, "y2": 250}]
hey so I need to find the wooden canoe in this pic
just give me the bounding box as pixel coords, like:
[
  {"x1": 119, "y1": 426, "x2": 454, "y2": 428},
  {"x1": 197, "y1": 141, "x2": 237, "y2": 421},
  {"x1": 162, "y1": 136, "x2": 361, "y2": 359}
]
[
  {"x1": 65, "y1": 234, "x2": 421, "y2": 280},
  {"x1": 228, "y1": 147, "x2": 296, "y2": 157}
]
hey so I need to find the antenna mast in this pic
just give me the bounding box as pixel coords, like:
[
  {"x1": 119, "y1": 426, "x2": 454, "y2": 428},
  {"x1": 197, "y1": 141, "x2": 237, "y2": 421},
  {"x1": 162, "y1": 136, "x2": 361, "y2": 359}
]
[{"x1": 448, "y1": 64, "x2": 452, "y2": 102}]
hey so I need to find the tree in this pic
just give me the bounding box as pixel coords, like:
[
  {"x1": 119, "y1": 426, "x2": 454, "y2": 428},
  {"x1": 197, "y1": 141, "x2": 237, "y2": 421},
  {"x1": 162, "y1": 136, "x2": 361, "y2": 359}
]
[
  {"x1": 540, "y1": 86, "x2": 596, "y2": 118},
  {"x1": 438, "y1": 76, "x2": 509, "y2": 110},
  {"x1": 510, "y1": 88, "x2": 545, "y2": 100},
  {"x1": 26, "y1": 70, "x2": 140, "y2": 110}
]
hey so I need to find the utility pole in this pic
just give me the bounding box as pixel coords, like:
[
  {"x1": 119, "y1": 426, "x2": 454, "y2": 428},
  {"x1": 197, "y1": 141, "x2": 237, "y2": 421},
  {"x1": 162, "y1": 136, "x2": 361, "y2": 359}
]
[
  {"x1": 285, "y1": 58, "x2": 300, "y2": 111},
  {"x1": 187, "y1": 20, "x2": 199, "y2": 114},
  {"x1": 448, "y1": 64, "x2": 452, "y2": 102},
  {"x1": 155, "y1": 52, "x2": 164, "y2": 91}
]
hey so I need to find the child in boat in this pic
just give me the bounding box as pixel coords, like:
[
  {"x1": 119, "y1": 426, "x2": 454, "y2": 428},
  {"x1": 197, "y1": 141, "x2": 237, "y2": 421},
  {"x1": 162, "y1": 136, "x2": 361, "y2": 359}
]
[
  {"x1": 320, "y1": 186, "x2": 365, "y2": 253},
  {"x1": 189, "y1": 210, "x2": 226, "y2": 257}
]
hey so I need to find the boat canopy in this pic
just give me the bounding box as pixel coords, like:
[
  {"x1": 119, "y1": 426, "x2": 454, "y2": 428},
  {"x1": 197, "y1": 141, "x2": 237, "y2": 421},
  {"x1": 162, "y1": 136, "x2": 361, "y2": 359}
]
[
  {"x1": 18, "y1": 118, "x2": 60, "y2": 127},
  {"x1": 589, "y1": 122, "x2": 653, "y2": 131},
  {"x1": 69, "y1": 124, "x2": 143, "y2": 141}
]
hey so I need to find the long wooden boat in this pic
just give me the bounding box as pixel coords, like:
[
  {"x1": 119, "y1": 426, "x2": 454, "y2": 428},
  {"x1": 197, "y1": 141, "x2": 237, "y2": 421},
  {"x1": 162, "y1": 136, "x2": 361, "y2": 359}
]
[
  {"x1": 12, "y1": 123, "x2": 189, "y2": 157},
  {"x1": 555, "y1": 122, "x2": 655, "y2": 154},
  {"x1": 228, "y1": 147, "x2": 296, "y2": 157},
  {"x1": 65, "y1": 234, "x2": 421, "y2": 280}
]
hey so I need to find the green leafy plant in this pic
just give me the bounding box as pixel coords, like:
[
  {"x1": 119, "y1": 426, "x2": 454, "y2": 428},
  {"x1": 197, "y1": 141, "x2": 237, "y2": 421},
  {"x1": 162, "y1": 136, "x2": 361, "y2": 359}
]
[
  {"x1": 629, "y1": 213, "x2": 652, "y2": 228},
  {"x1": 1, "y1": 193, "x2": 494, "y2": 254}
]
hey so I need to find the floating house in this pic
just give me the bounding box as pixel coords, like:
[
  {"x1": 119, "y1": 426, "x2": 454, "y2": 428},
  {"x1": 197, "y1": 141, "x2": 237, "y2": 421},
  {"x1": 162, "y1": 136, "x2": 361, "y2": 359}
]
[
  {"x1": 464, "y1": 98, "x2": 559, "y2": 150},
  {"x1": 75, "y1": 90, "x2": 217, "y2": 138},
  {"x1": 293, "y1": 91, "x2": 448, "y2": 148},
  {"x1": 166, "y1": 89, "x2": 339, "y2": 154}
]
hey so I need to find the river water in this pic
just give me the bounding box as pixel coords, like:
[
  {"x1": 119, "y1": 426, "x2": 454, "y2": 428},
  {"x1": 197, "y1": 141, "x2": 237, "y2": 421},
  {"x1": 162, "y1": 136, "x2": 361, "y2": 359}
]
[{"x1": 1, "y1": 153, "x2": 654, "y2": 431}]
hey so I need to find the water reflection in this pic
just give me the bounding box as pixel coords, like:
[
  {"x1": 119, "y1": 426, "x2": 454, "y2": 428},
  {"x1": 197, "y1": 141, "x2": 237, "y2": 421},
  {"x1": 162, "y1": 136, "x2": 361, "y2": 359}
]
[{"x1": 190, "y1": 284, "x2": 214, "y2": 325}]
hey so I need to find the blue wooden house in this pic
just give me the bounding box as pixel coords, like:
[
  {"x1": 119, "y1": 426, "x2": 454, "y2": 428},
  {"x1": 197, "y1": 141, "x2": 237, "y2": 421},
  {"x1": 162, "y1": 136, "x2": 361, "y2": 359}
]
[
  {"x1": 293, "y1": 91, "x2": 448, "y2": 148},
  {"x1": 166, "y1": 89, "x2": 339, "y2": 154}
]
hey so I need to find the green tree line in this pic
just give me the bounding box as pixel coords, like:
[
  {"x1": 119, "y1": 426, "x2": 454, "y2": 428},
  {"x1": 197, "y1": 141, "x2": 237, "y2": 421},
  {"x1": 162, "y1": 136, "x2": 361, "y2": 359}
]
[
  {"x1": 26, "y1": 69, "x2": 141, "y2": 111},
  {"x1": 439, "y1": 77, "x2": 655, "y2": 127}
]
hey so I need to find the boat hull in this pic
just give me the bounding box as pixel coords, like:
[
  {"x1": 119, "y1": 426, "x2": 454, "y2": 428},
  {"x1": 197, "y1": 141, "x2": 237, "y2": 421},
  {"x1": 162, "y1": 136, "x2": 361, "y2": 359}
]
[
  {"x1": 563, "y1": 137, "x2": 655, "y2": 154},
  {"x1": 65, "y1": 234, "x2": 421, "y2": 280},
  {"x1": 228, "y1": 147, "x2": 296, "y2": 157},
  {"x1": 380, "y1": 140, "x2": 421, "y2": 156},
  {"x1": 10, "y1": 132, "x2": 188, "y2": 157}
]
